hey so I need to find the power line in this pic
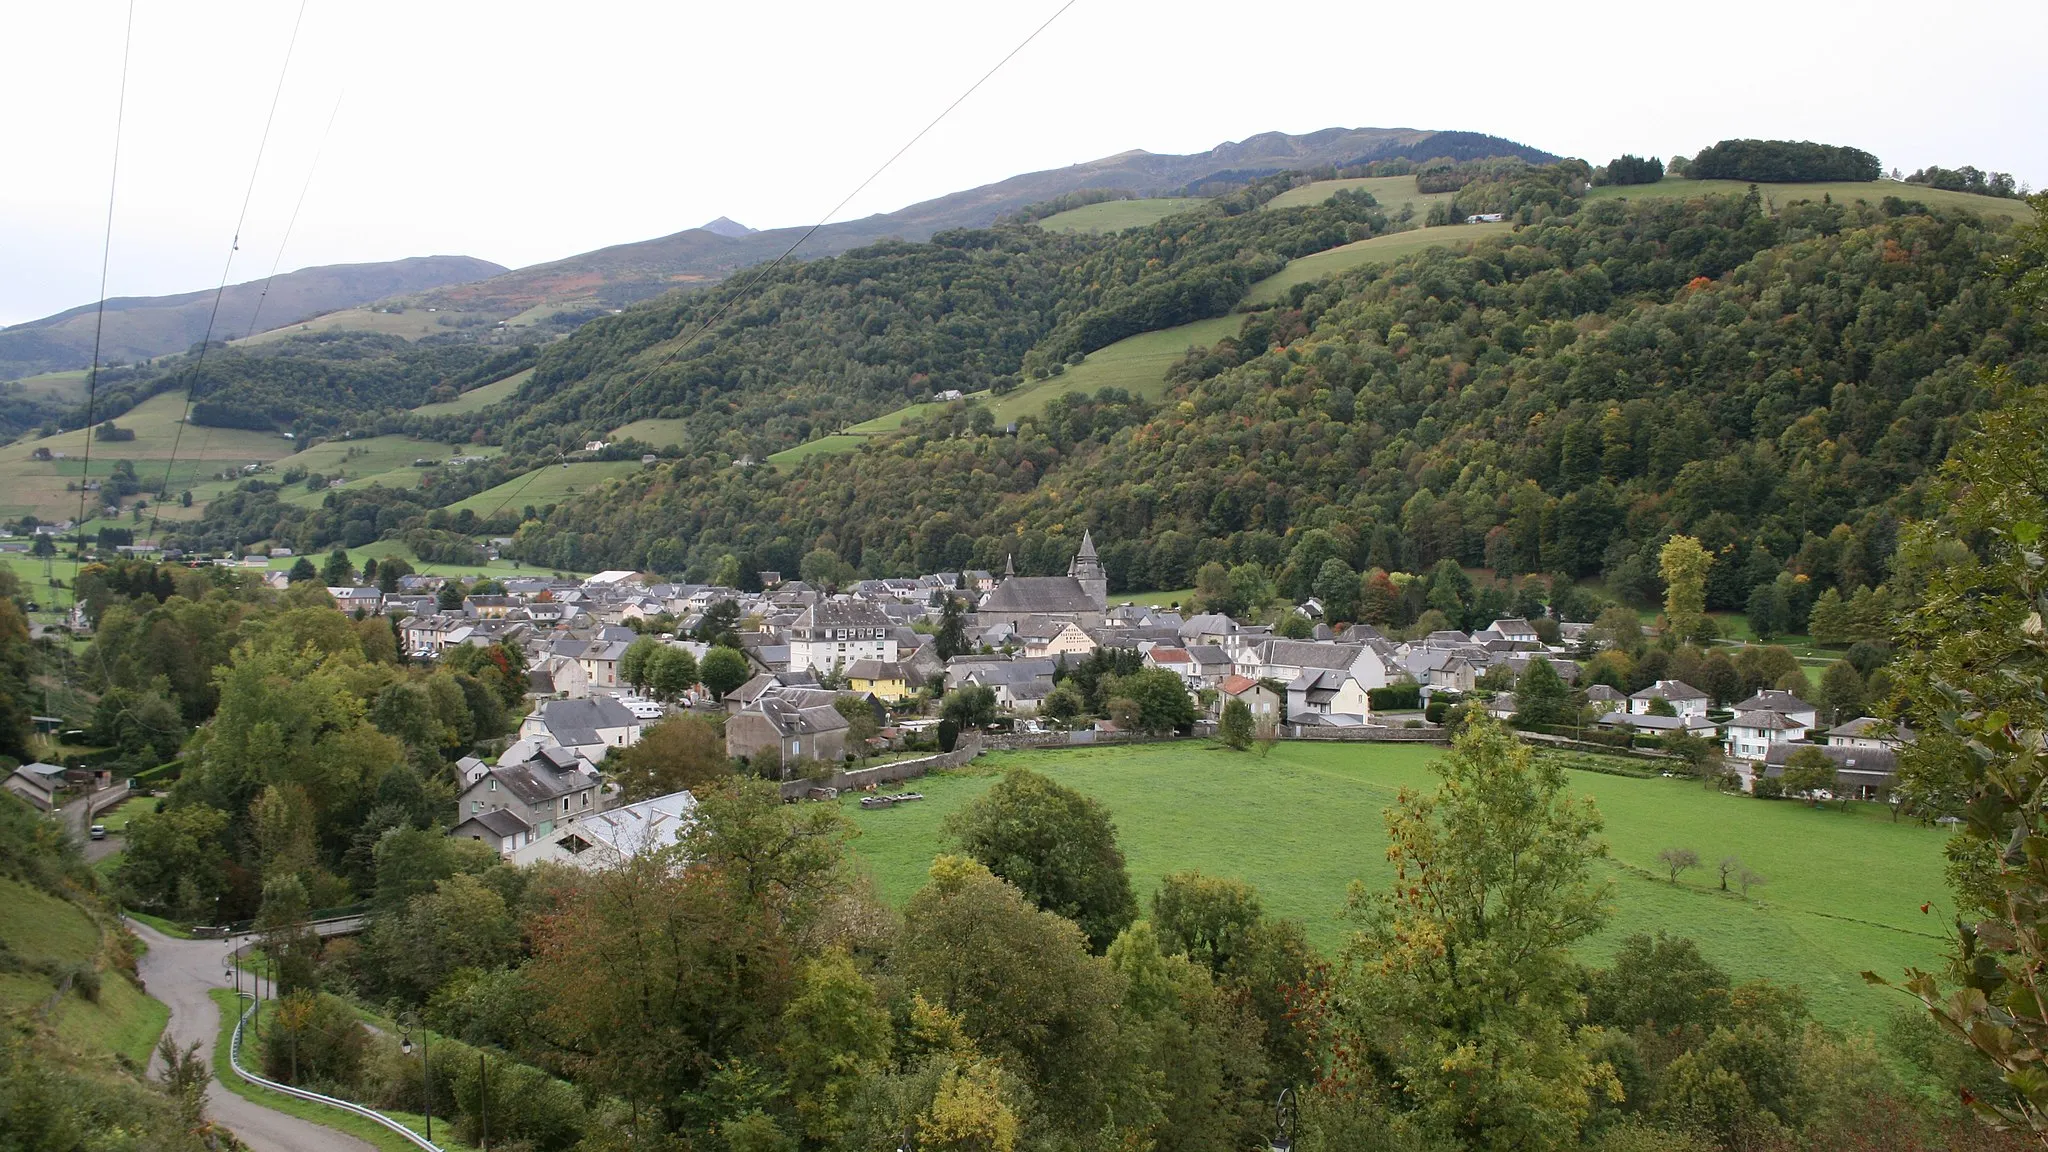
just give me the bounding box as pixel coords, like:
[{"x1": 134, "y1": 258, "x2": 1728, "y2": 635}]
[
  {"x1": 148, "y1": 0, "x2": 309, "y2": 543},
  {"x1": 475, "y1": 0, "x2": 1080, "y2": 527},
  {"x1": 67, "y1": 0, "x2": 137, "y2": 621},
  {"x1": 242, "y1": 91, "x2": 345, "y2": 341}
]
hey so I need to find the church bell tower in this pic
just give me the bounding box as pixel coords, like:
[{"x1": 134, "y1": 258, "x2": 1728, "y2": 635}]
[{"x1": 1069, "y1": 530, "x2": 1108, "y2": 610}]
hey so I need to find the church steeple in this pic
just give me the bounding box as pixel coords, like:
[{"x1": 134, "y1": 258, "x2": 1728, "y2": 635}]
[
  {"x1": 1069, "y1": 530, "x2": 1106, "y2": 609},
  {"x1": 1003, "y1": 553, "x2": 1015, "y2": 577}
]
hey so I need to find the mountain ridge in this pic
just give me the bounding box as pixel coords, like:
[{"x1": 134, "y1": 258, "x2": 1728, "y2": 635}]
[{"x1": 0, "y1": 254, "x2": 507, "y2": 380}]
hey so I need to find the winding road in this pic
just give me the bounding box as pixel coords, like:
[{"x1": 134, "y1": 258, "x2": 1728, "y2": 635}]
[{"x1": 129, "y1": 919, "x2": 375, "y2": 1152}]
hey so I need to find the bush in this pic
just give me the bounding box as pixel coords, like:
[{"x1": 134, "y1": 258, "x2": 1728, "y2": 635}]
[
  {"x1": 1367, "y1": 682, "x2": 1421, "y2": 711},
  {"x1": 1752, "y1": 776, "x2": 1785, "y2": 799},
  {"x1": 1424, "y1": 701, "x2": 1449, "y2": 724},
  {"x1": 1403, "y1": 719, "x2": 1423, "y2": 729}
]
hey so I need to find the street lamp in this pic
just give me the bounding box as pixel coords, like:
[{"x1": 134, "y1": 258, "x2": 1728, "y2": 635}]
[
  {"x1": 1269, "y1": 1086, "x2": 1297, "y2": 1152},
  {"x1": 400, "y1": 1015, "x2": 433, "y2": 1142}
]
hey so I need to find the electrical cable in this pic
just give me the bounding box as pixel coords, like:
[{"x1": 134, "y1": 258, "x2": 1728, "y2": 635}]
[
  {"x1": 242, "y1": 91, "x2": 345, "y2": 342},
  {"x1": 148, "y1": 0, "x2": 309, "y2": 543},
  {"x1": 474, "y1": 0, "x2": 1080, "y2": 526}
]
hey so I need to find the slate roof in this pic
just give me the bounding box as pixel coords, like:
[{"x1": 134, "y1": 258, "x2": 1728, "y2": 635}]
[
  {"x1": 843, "y1": 659, "x2": 906, "y2": 680},
  {"x1": 1826, "y1": 716, "x2": 1911, "y2": 741},
  {"x1": 750, "y1": 696, "x2": 851, "y2": 737},
  {"x1": 796, "y1": 599, "x2": 894, "y2": 632},
  {"x1": 1760, "y1": 743, "x2": 1899, "y2": 782},
  {"x1": 1631, "y1": 679, "x2": 1706, "y2": 702},
  {"x1": 1731, "y1": 710, "x2": 1804, "y2": 732},
  {"x1": 534, "y1": 696, "x2": 638, "y2": 732},
  {"x1": 980, "y1": 576, "x2": 1100, "y2": 615},
  {"x1": 1734, "y1": 690, "x2": 1813, "y2": 715},
  {"x1": 457, "y1": 808, "x2": 533, "y2": 838}
]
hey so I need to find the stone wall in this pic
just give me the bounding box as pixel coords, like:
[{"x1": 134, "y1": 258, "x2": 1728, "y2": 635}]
[
  {"x1": 1284, "y1": 725, "x2": 1450, "y2": 743},
  {"x1": 780, "y1": 735, "x2": 983, "y2": 800}
]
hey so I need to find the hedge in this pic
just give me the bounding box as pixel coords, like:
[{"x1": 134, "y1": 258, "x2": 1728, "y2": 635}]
[{"x1": 1368, "y1": 683, "x2": 1421, "y2": 711}]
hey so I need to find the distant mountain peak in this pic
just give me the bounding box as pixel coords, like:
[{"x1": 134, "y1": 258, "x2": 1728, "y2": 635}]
[{"x1": 699, "y1": 216, "x2": 756, "y2": 238}]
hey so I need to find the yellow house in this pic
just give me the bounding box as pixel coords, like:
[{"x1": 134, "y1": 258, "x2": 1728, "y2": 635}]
[{"x1": 843, "y1": 658, "x2": 910, "y2": 702}]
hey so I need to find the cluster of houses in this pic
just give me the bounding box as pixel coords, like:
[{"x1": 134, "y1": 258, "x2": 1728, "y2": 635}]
[{"x1": 273, "y1": 532, "x2": 1915, "y2": 867}]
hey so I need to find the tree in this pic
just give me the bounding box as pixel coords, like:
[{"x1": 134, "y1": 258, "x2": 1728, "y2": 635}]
[
  {"x1": 1585, "y1": 933, "x2": 1731, "y2": 1033},
  {"x1": 1745, "y1": 580, "x2": 1789, "y2": 640},
  {"x1": 945, "y1": 768, "x2": 1137, "y2": 952},
  {"x1": 1817, "y1": 659, "x2": 1867, "y2": 725},
  {"x1": 1357, "y1": 567, "x2": 1402, "y2": 626},
  {"x1": 1110, "y1": 667, "x2": 1196, "y2": 734},
  {"x1": 619, "y1": 635, "x2": 663, "y2": 692},
  {"x1": 940, "y1": 684, "x2": 997, "y2": 730},
  {"x1": 607, "y1": 714, "x2": 729, "y2": 801},
  {"x1": 437, "y1": 582, "x2": 464, "y2": 611},
  {"x1": 1779, "y1": 745, "x2": 1837, "y2": 807},
  {"x1": 934, "y1": 595, "x2": 969, "y2": 660},
  {"x1": 699, "y1": 645, "x2": 751, "y2": 701},
  {"x1": 780, "y1": 949, "x2": 891, "y2": 1143},
  {"x1": 1328, "y1": 717, "x2": 1613, "y2": 1150},
  {"x1": 1513, "y1": 656, "x2": 1577, "y2": 727},
  {"x1": 1646, "y1": 696, "x2": 1678, "y2": 717},
  {"x1": 1659, "y1": 535, "x2": 1713, "y2": 643},
  {"x1": 649, "y1": 645, "x2": 700, "y2": 702},
  {"x1": 1313, "y1": 557, "x2": 1358, "y2": 621},
  {"x1": 375, "y1": 556, "x2": 413, "y2": 593},
  {"x1": 287, "y1": 556, "x2": 318, "y2": 583},
  {"x1": 1218, "y1": 698, "x2": 1254, "y2": 750},
  {"x1": 1658, "y1": 846, "x2": 1701, "y2": 885},
  {"x1": 1274, "y1": 612, "x2": 1314, "y2": 640},
  {"x1": 1698, "y1": 649, "x2": 1742, "y2": 706},
  {"x1": 321, "y1": 547, "x2": 353, "y2": 586},
  {"x1": 834, "y1": 695, "x2": 879, "y2": 759},
  {"x1": 1718, "y1": 855, "x2": 1742, "y2": 892}
]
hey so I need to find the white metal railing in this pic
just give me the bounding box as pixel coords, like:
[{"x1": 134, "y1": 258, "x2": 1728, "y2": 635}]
[{"x1": 227, "y1": 993, "x2": 443, "y2": 1152}]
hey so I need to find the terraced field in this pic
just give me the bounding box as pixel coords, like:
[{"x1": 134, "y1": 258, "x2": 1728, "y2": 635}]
[{"x1": 1034, "y1": 198, "x2": 1212, "y2": 233}]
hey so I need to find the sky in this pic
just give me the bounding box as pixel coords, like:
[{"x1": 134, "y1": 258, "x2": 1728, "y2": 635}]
[{"x1": 3, "y1": 0, "x2": 2044, "y2": 326}]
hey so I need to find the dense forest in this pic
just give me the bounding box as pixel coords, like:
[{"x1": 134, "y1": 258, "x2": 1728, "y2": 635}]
[{"x1": 501, "y1": 192, "x2": 2040, "y2": 623}]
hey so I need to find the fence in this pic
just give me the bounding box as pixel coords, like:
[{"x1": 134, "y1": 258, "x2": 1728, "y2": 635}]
[{"x1": 228, "y1": 994, "x2": 442, "y2": 1151}]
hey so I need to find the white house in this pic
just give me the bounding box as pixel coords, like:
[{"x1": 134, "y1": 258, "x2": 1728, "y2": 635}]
[
  {"x1": 1629, "y1": 679, "x2": 1709, "y2": 719},
  {"x1": 1287, "y1": 668, "x2": 1374, "y2": 724},
  {"x1": 1826, "y1": 717, "x2": 1909, "y2": 750},
  {"x1": 788, "y1": 599, "x2": 899, "y2": 675},
  {"x1": 1726, "y1": 709, "x2": 1808, "y2": 762},
  {"x1": 1732, "y1": 690, "x2": 1819, "y2": 730},
  {"x1": 518, "y1": 697, "x2": 643, "y2": 760}
]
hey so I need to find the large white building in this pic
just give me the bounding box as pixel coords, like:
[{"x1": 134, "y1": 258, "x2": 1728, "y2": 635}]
[{"x1": 789, "y1": 599, "x2": 899, "y2": 675}]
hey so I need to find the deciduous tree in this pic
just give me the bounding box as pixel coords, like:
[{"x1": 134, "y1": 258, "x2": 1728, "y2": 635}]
[{"x1": 946, "y1": 768, "x2": 1137, "y2": 952}]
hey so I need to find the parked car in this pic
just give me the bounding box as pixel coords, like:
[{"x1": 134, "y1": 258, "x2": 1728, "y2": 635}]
[{"x1": 89, "y1": 824, "x2": 106, "y2": 840}]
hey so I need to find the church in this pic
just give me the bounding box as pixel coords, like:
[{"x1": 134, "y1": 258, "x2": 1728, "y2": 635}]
[{"x1": 974, "y1": 531, "x2": 1110, "y2": 630}]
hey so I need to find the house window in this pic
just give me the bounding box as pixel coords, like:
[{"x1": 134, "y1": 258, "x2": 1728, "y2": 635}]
[{"x1": 488, "y1": 779, "x2": 497, "y2": 791}]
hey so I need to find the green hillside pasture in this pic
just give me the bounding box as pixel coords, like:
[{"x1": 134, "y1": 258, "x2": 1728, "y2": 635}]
[
  {"x1": 268, "y1": 435, "x2": 498, "y2": 507},
  {"x1": 1035, "y1": 198, "x2": 1213, "y2": 233},
  {"x1": 609, "y1": 416, "x2": 690, "y2": 448},
  {"x1": 445, "y1": 459, "x2": 645, "y2": 518},
  {"x1": 4, "y1": 369, "x2": 91, "y2": 401},
  {"x1": 767, "y1": 435, "x2": 868, "y2": 468},
  {"x1": 1587, "y1": 178, "x2": 2035, "y2": 222},
  {"x1": 1242, "y1": 224, "x2": 1515, "y2": 306},
  {"x1": 843, "y1": 741, "x2": 1950, "y2": 1031},
  {"x1": 843, "y1": 400, "x2": 952, "y2": 436},
  {"x1": 986, "y1": 314, "x2": 1244, "y2": 424},
  {"x1": 1121, "y1": 588, "x2": 1195, "y2": 609},
  {"x1": 411, "y1": 368, "x2": 533, "y2": 416},
  {"x1": 0, "y1": 391, "x2": 293, "y2": 522},
  {"x1": 1264, "y1": 175, "x2": 1457, "y2": 223},
  {"x1": 253, "y1": 539, "x2": 581, "y2": 582},
  {"x1": 238, "y1": 306, "x2": 493, "y2": 345},
  {"x1": 0, "y1": 877, "x2": 168, "y2": 1065}
]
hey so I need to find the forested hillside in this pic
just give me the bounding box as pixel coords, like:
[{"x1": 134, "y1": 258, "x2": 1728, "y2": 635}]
[{"x1": 502, "y1": 191, "x2": 2040, "y2": 617}]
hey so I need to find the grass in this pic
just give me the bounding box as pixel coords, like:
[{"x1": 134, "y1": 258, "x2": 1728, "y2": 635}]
[
  {"x1": 840, "y1": 741, "x2": 1950, "y2": 1031},
  {"x1": 987, "y1": 314, "x2": 1245, "y2": 425},
  {"x1": 0, "y1": 391, "x2": 294, "y2": 523},
  {"x1": 608, "y1": 416, "x2": 690, "y2": 448},
  {"x1": 766, "y1": 435, "x2": 869, "y2": 467},
  {"x1": 1034, "y1": 198, "x2": 1213, "y2": 233},
  {"x1": 124, "y1": 911, "x2": 194, "y2": 940},
  {"x1": 410, "y1": 368, "x2": 533, "y2": 416},
  {"x1": 843, "y1": 401, "x2": 951, "y2": 435},
  {"x1": 209, "y1": 989, "x2": 481, "y2": 1152},
  {"x1": 238, "y1": 307, "x2": 490, "y2": 345},
  {"x1": 261, "y1": 434, "x2": 498, "y2": 508},
  {"x1": 1120, "y1": 588, "x2": 1194, "y2": 609},
  {"x1": 1242, "y1": 224, "x2": 1515, "y2": 305},
  {"x1": 4, "y1": 368, "x2": 92, "y2": 401},
  {"x1": 0, "y1": 878, "x2": 169, "y2": 1066},
  {"x1": 1264, "y1": 175, "x2": 1457, "y2": 222},
  {"x1": 444, "y1": 459, "x2": 646, "y2": 517},
  {"x1": 1586, "y1": 178, "x2": 2035, "y2": 222}
]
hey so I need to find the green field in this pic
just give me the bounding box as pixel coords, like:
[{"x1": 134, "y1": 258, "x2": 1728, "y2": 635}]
[
  {"x1": 1120, "y1": 588, "x2": 1194, "y2": 609},
  {"x1": 843, "y1": 400, "x2": 952, "y2": 435},
  {"x1": 1265, "y1": 175, "x2": 1458, "y2": 222},
  {"x1": 1242, "y1": 223, "x2": 1515, "y2": 306},
  {"x1": 411, "y1": 368, "x2": 533, "y2": 416},
  {"x1": 445, "y1": 459, "x2": 645, "y2": 517},
  {"x1": 0, "y1": 877, "x2": 169, "y2": 1065},
  {"x1": 987, "y1": 314, "x2": 1244, "y2": 424},
  {"x1": 608, "y1": 416, "x2": 690, "y2": 448},
  {"x1": 0, "y1": 391, "x2": 295, "y2": 523},
  {"x1": 3, "y1": 368, "x2": 92, "y2": 401},
  {"x1": 239, "y1": 306, "x2": 492, "y2": 345},
  {"x1": 841, "y1": 741, "x2": 1950, "y2": 1031},
  {"x1": 1586, "y1": 178, "x2": 2035, "y2": 222},
  {"x1": 766, "y1": 434, "x2": 869, "y2": 467},
  {"x1": 1035, "y1": 198, "x2": 1213, "y2": 233}
]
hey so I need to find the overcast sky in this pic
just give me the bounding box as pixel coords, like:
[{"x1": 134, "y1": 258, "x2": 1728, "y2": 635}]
[{"x1": 4, "y1": 0, "x2": 2043, "y2": 326}]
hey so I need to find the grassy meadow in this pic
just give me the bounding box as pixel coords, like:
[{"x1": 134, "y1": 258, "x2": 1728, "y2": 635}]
[
  {"x1": 444, "y1": 459, "x2": 645, "y2": 518},
  {"x1": 1242, "y1": 223, "x2": 1514, "y2": 305},
  {"x1": 0, "y1": 391, "x2": 294, "y2": 523},
  {"x1": 238, "y1": 306, "x2": 490, "y2": 345},
  {"x1": 1035, "y1": 198, "x2": 1213, "y2": 233},
  {"x1": 4, "y1": 369, "x2": 92, "y2": 401},
  {"x1": 608, "y1": 416, "x2": 690, "y2": 448},
  {"x1": 1265, "y1": 174, "x2": 1456, "y2": 221},
  {"x1": 841, "y1": 741, "x2": 1950, "y2": 1032},
  {"x1": 985, "y1": 314, "x2": 1243, "y2": 424},
  {"x1": 411, "y1": 368, "x2": 533, "y2": 416},
  {"x1": 1586, "y1": 178, "x2": 2035, "y2": 222}
]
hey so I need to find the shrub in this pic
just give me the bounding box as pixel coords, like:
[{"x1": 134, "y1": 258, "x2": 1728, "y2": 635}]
[
  {"x1": 1752, "y1": 776, "x2": 1785, "y2": 799},
  {"x1": 1367, "y1": 682, "x2": 1421, "y2": 711}
]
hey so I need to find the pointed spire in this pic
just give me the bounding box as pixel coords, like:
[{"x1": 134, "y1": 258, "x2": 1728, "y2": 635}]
[
  {"x1": 1003, "y1": 553, "x2": 1015, "y2": 577},
  {"x1": 1077, "y1": 529, "x2": 1098, "y2": 559}
]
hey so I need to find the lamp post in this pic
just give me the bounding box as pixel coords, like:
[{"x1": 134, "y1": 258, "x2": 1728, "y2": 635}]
[
  {"x1": 1269, "y1": 1086, "x2": 1297, "y2": 1152},
  {"x1": 400, "y1": 1015, "x2": 432, "y2": 1142}
]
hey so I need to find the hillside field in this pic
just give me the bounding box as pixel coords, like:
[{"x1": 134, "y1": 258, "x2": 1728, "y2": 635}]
[
  {"x1": 608, "y1": 416, "x2": 690, "y2": 448},
  {"x1": 411, "y1": 368, "x2": 533, "y2": 416},
  {"x1": 1034, "y1": 198, "x2": 1212, "y2": 233},
  {"x1": 0, "y1": 391, "x2": 293, "y2": 523},
  {"x1": 1265, "y1": 174, "x2": 1456, "y2": 221},
  {"x1": 3, "y1": 368, "x2": 92, "y2": 400},
  {"x1": 444, "y1": 459, "x2": 646, "y2": 517},
  {"x1": 0, "y1": 877, "x2": 168, "y2": 1066},
  {"x1": 766, "y1": 435, "x2": 868, "y2": 467},
  {"x1": 267, "y1": 434, "x2": 498, "y2": 508},
  {"x1": 842, "y1": 741, "x2": 1950, "y2": 1031},
  {"x1": 987, "y1": 314, "x2": 1244, "y2": 424},
  {"x1": 1586, "y1": 178, "x2": 2035, "y2": 221},
  {"x1": 1241, "y1": 223, "x2": 1515, "y2": 305},
  {"x1": 239, "y1": 306, "x2": 491, "y2": 345}
]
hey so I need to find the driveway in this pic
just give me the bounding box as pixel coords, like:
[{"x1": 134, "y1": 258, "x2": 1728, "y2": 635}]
[
  {"x1": 129, "y1": 919, "x2": 375, "y2": 1152},
  {"x1": 60, "y1": 783, "x2": 129, "y2": 862}
]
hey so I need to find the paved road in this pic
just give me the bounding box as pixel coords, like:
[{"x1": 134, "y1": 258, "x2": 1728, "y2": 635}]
[
  {"x1": 59, "y1": 783, "x2": 130, "y2": 862},
  {"x1": 129, "y1": 919, "x2": 375, "y2": 1152}
]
